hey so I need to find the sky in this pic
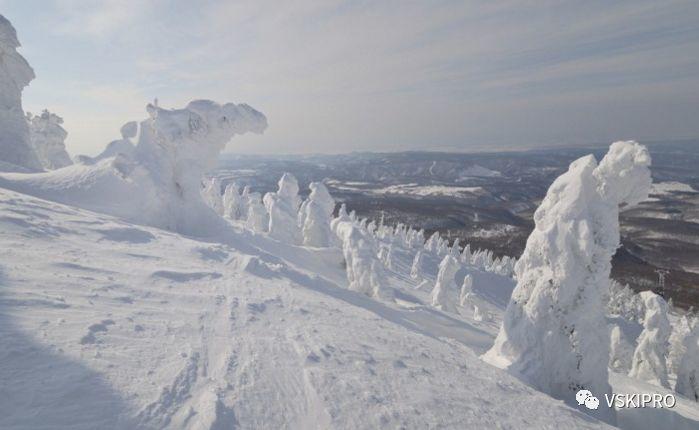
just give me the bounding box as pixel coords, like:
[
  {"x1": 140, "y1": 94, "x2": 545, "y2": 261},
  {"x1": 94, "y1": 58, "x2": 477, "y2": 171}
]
[{"x1": 1, "y1": 0, "x2": 699, "y2": 156}]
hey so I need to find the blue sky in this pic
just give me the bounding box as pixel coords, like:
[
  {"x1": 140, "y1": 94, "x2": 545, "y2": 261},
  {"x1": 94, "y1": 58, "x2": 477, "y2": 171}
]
[{"x1": 2, "y1": 0, "x2": 699, "y2": 155}]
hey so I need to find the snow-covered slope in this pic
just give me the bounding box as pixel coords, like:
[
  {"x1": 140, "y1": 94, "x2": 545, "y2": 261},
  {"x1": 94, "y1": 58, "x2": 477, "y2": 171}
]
[{"x1": 0, "y1": 186, "x2": 612, "y2": 429}]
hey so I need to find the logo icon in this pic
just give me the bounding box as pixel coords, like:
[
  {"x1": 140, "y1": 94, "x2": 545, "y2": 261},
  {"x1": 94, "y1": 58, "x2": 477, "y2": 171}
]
[{"x1": 576, "y1": 389, "x2": 600, "y2": 410}]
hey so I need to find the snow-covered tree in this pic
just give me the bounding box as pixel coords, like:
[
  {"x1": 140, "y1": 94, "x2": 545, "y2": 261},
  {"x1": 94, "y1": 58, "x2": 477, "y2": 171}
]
[
  {"x1": 410, "y1": 251, "x2": 424, "y2": 280},
  {"x1": 26, "y1": 110, "x2": 72, "y2": 169},
  {"x1": 245, "y1": 192, "x2": 268, "y2": 232},
  {"x1": 0, "y1": 15, "x2": 42, "y2": 171},
  {"x1": 675, "y1": 319, "x2": 699, "y2": 401},
  {"x1": 629, "y1": 291, "x2": 671, "y2": 388},
  {"x1": 459, "y1": 274, "x2": 473, "y2": 306},
  {"x1": 431, "y1": 255, "x2": 460, "y2": 313},
  {"x1": 384, "y1": 243, "x2": 396, "y2": 270},
  {"x1": 301, "y1": 182, "x2": 335, "y2": 247},
  {"x1": 609, "y1": 325, "x2": 634, "y2": 373},
  {"x1": 483, "y1": 141, "x2": 651, "y2": 424},
  {"x1": 669, "y1": 316, "x2": 692, "y2": 375},
  {"x1": 264, "y1": 173, "x2": 302, "y2": 244},
  {"x1": 330, "y1": 203, "x2": 350, "y2": 234},
  {"x1": 608, "y1": 281, "x2": 644, "y2": 323},
  {"x1": 222, "y1": 183, "x2": 247, "y2": 220},
  {"x1": 424, "y1": 232, "x2": 440, "y2": 254},
  {"x1": 449, "y1": 238, "x2": 461, "y2": 258},
  {"x1": 473, "y1": 305, "x2": 489, "y2": 322},
  {"x1": 460, "y1": 244, "x2": 472, "y2": 264},
  {"x1": 202, "y1": 177, "x2": 224, "y2": 215},
  {"x1": 134, "y1": 99, "x2": 267, "y2": 235},
  {"x1": 335, "y1": 221, "x2": 388, "y2": 299}
]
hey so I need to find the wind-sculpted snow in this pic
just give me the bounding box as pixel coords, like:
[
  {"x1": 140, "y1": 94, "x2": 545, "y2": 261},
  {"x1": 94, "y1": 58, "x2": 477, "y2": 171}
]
[
  {"x1": 484, "y1": 141, "x2": 652, "y2": 424},
  {"x1": 26, "y1": 110, "x2": 72, "y2": 169},
  {"x1": 0, "y1": 15, "x2": 41, "y2": 171},
  {"x1": 0, "y1": 99, "x2": 267, "y2": 236},
  {"x1": 85, "y1": 121, "x2": 138, "y2": 163}
]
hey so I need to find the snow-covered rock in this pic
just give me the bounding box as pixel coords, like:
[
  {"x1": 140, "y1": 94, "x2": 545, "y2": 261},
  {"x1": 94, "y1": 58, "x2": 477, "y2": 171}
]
[
  {"x1": 26, "y1": 110, "x2": 72, "y2": 170},
  {"x1": 483, "y1": 141, "x2": 652, "y2": 424},
  {"x1": 0, "y1": 15, "x2": 41, "y2": 171}
]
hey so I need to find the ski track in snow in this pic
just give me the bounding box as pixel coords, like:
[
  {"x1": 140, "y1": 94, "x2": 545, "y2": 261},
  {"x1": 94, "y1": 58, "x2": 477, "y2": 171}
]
[{"x1": 0, "y1": 187, "x2": 696, "y2": 429}]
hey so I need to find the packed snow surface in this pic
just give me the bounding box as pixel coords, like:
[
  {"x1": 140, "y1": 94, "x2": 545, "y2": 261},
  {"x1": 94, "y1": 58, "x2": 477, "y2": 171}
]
[{"x1": 0, "y1": 187, "x2": 613, "y2": 429}]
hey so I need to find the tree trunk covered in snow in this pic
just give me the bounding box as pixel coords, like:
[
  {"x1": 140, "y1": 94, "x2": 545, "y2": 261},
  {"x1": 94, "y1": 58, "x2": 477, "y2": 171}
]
[{"x1": 483, "y1": 141, "x2": 651, "y2": 424}]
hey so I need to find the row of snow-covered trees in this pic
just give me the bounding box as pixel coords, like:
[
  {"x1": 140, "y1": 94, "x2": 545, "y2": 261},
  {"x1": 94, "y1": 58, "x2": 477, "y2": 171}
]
[
  {"x1": 608, "y1": 282, "x2": 699, "y2": 402},
  {"x1": 202, "y1": 172, "x2": 517, "y2": 308}
]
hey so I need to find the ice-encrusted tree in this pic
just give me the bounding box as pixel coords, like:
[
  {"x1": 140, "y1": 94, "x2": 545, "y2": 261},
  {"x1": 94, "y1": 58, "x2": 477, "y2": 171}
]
[
  {"x1": 459, "y1": 274, "x2": 473, "y2": 306},
  {"x1": 0, "y1": 15, "x2": 42, "y2": 171},
  {"x1": 202, "y1": 177, "x2": 224, "y2": 216},
  {"x1": 424, "y1": 232, "x2": 440, "y2": 254},
  {"x1": 450, "y1": 239, "x2": 461, "y2": 258},
  {"x1": 301, "y1": 182, "x2": 335, "y2": 247},
  {"x1": 609, "y1": 325, "x2": 634, "y2": 373},
  {"x1": 223, "y1": 183, "x2": 246, "y2": 220},
  {"x1": 629, "y1": 291, "x2": 671, "y2": 388},
  {"x1": 410, "y1": 250, "x2": 424, "y2": 280},
  {"x1": 607, "y1": 281, "x2": 644, "y2": 323},
  {"x1": 134, "y1": 99, "x2": 267, "y2": 235},
  {"x1": 26, "y1": 110, "x2": 72, "y2": 169},
  {"x1": 245, "y1": 191, "x2": 268, "y2": 232},
  {"x1": 384, "y1": 243, "x2": 396, "y2": 270},
  {"x1": 675, "y1": 318, "x2": 699, "y2": 401},
  {"x1": 431, "y1": 254, "x2": 460, "y2": 313},
  {"x1": 669, "y1": 316, "x2": 692, "y2": 375},
  {"x1": 264, "y1": 173, "x2": 302, "y2": 244},
  {"x1": 335, "y1": 220, "x2": 389, "y2": 299},
  {"x1": 460, "y1": 244, "x2": 472, "y2": 264},
  {"x1": 483, "y1": 141, "x2": 651, "y2": 423}
]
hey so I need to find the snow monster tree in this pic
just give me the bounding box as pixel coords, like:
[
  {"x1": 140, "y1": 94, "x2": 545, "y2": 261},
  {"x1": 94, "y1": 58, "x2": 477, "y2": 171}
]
[
  {"x1": 0, "y1": 14, "x2": 42, "y2": 171},
  {"x1": 483, "y1": 141, "x2": 652, "y2": 424}
]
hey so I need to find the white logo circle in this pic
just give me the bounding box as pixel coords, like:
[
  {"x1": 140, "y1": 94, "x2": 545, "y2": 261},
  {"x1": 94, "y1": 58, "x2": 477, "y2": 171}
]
[{"x1": 576, "y1": 389, "x2": 599, "y2": 410}]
